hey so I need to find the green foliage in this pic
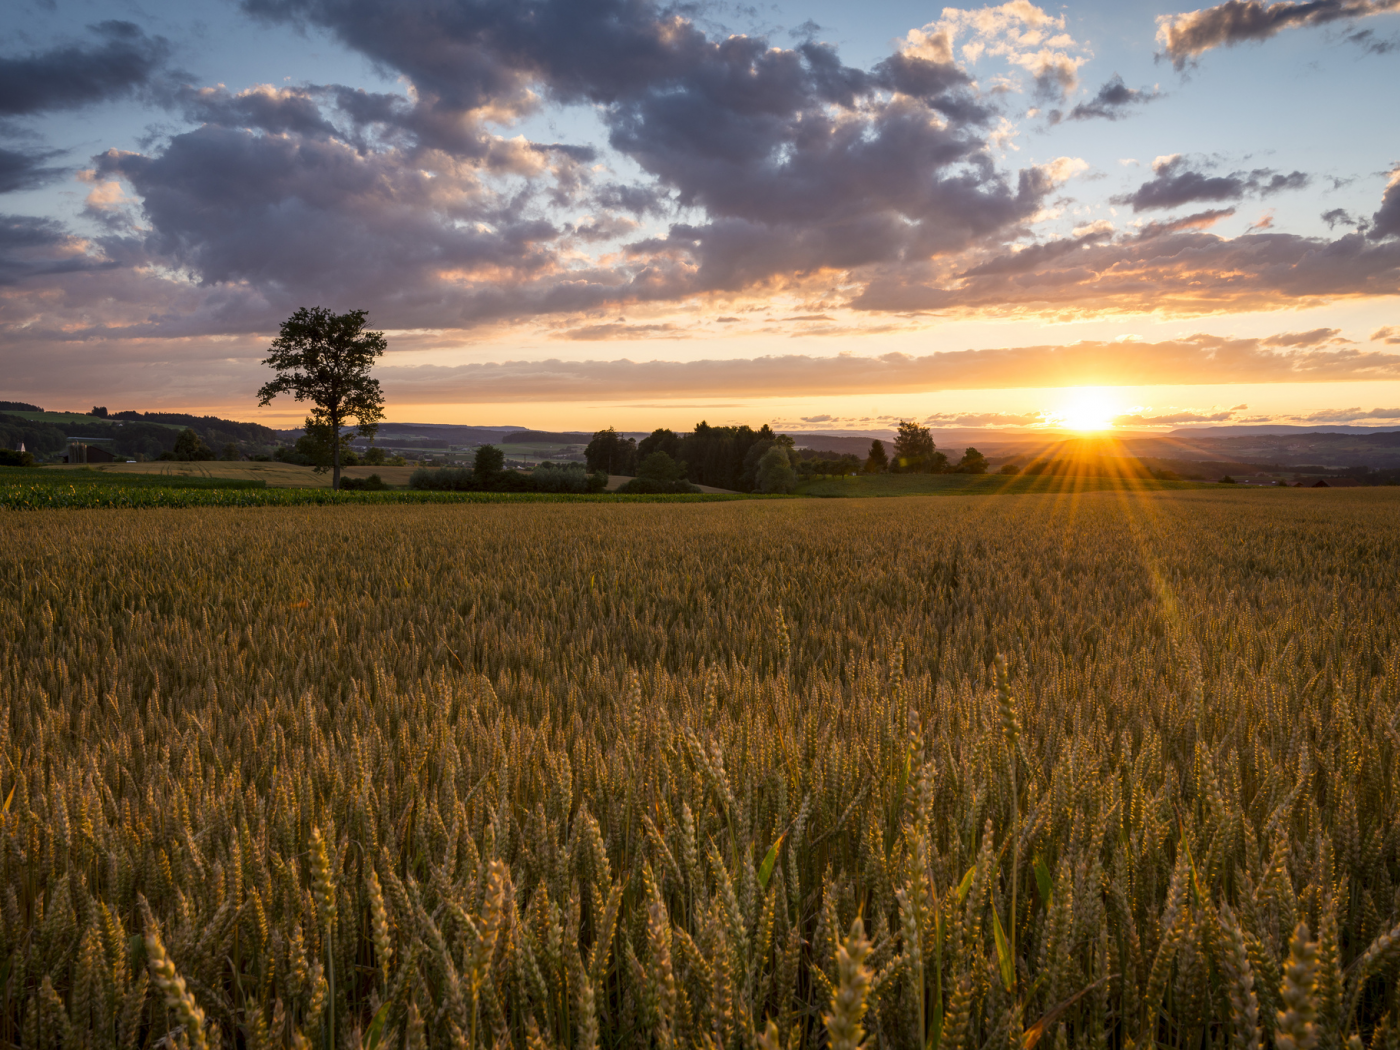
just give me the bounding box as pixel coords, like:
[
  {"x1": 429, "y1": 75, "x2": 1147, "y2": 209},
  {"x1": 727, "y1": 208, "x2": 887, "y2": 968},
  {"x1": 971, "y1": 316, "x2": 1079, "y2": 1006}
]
[
  {"x1": 999, "y1": 462, "x2": 1020, "y2": 475},
  {"x1": 338, "y1": 473, "x2": 388, "y2": 490},
  {"x1": 891, "y1": 420, "x2": 947, "y2": 474},
  {"x1": 257, "y1": 306, "x2": 387, "y2": 489},
  {"x1": 865, "y1": 438, "x2": 889, "y2": 473},
  {"x1": 473, "y1": 443, "x2": 505, "y2": 478},
  {"x1": 757, "y1": 444, "x2": 797, "y2": 493},
  {"x1": 585, "y1": 427, "x2": 638, "y2": 474},
  {"x1": 1, "y1": 482, "x2": 738, "y2": 508},
  {"x1": 169, "y1": 428, "x2": 214, "y2": 461},
  {"x1": 410, "y1": 461, "x2": 606, "y2": 494},
  {"x1": 638, "y1": 450, "x2": 687, "y2": 482},
  {"x1": 0, "y1": 448, "x2": 35, "y2": 467},
  {"x1": 956, "y1": 447, "x2": 988, "y2": 474},
  {"x1": 363, "y1": 446, "x2": 386, "y2": 466},
  {"x1": 619, "y1": 451, "x2": 699, "y2": 492},
  {"x1": 0, "y1": 412, "x2": 67, "y2": 456}
]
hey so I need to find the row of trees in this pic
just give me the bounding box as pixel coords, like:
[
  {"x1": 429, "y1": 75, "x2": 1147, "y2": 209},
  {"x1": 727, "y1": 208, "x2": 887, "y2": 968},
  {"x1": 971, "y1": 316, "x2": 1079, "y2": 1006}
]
[
  {"x1": 587, "y1": 419, "x2": 990, "y2": 491},
  {"x1": 588, "y1": 423, "x2": 801, "y2": 493},
  {"x1": 410, "y1": 443, "x2": 607, "y2": 493},
  {"x1": 586, "y1": 422, "x2": 795, "y2": 491},
  {"x1": 866, "y1": 421, "x2": 988, "y2": 474}
]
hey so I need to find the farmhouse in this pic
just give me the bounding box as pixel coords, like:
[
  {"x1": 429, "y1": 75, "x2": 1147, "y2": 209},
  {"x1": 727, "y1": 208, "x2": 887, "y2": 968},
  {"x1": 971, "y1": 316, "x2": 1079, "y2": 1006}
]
[{"x1": 63, "y1": 441, "x2": 117, "y2": 464}]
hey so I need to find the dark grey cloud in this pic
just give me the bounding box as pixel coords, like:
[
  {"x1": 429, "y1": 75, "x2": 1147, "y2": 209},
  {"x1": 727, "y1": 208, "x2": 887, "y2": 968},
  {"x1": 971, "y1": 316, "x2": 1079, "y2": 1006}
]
[
  {"x1": 225, "y1": 0, "x2": 1025, "y2": 289},
  {"x1": 1369, "y1": 169, "x2": 1400, "y2": 239},
  {"x1": 1157, "y1": 0, "x2": 1400, "y2": 67},
  {"x1": 0, "y1": 22, "x2": 170, "y2": 116},
  {"x1": 0, "y1": 214, "x2": 117, "y2": 285},
  {"x1": 0, "y1": 146, "x2": 65, "y2": 193},
  {"x1": 853, "y1": 226, "x2": 1400, "y2": 315},
  {"x1": 29, "y1": 0, "x2": 1057, "y2": 332},
  {"x1": 170, "y1": 84, "x2": 342, "y2": 139},
  {"x1": 1322, "y1": 207, "x2": 1359, "y2": 228},
  {"x1": 91, "y1": 126, "x2": 591, "y2": 322},
  {"x1": 1113, "y1": 155, "x2": 1309, "y2": 212},
  {"x1": 1057, "y1": 74, "x2": 1160, "y2": 122}
]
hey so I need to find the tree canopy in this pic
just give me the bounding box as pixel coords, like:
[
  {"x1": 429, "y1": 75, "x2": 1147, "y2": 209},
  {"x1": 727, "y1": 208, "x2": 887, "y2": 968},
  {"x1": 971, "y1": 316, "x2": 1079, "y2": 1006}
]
[{"x1": 257, "y1": 307, "x2": 386, "y2": 490}]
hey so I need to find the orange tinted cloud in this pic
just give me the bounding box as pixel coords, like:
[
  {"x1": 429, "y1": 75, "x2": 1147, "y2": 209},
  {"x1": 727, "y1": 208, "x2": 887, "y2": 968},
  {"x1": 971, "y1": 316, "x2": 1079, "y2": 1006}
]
[{"x1": 372, "y1": 333, "x2": 1400, "y2": 403}]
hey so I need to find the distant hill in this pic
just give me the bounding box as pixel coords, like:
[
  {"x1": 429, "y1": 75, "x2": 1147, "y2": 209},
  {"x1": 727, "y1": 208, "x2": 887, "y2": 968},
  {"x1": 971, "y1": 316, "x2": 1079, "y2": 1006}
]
[
  {"x1": 502, "y1": 429, "x2": 591, "y2": 444},
  {"x1": 1170, "y1": 425, "x2": 1400, "y2": 436}
]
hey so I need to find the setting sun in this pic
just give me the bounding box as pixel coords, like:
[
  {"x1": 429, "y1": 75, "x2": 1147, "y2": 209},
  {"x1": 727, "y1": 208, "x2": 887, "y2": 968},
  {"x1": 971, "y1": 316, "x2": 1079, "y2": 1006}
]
[{"x1": 1055, "y1": 387, "x2": 1120, "y2": 431}]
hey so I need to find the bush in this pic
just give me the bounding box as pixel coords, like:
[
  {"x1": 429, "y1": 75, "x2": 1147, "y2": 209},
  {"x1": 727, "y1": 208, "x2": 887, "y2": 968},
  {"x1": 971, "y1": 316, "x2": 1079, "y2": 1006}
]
[
  {"x1": 410, "y1": 462, "x2": 608, "y2": 494},
  {"x1": 998, "y1": 463, "x2": 1020, "y2": 475},
  {"x1": 0, "y1": 449, "x2": 35, "y2": 467},
  {"x1": 617, "y1": 476, "x2": 700, "y2": 494},
  {"x1": 410, "y1": 466, "x2": 478, "y2": 491},
  {"x1": 756, "y1": 445, "x2": 796, "y2": 493},
  {"x1": 530, "y1": 462, "x2": 608, "y2": 493},
  {"x1": 339, "y1": 473, "x2": 388, "y2": 491},
  {"x1": 172, "y1": 428, "x2": 215, "y2": 461}
]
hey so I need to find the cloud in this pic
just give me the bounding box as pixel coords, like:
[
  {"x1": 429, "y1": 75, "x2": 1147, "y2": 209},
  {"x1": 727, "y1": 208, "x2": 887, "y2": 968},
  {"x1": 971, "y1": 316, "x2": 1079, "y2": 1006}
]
[
  {"x1": 922, "y1": 410, "x2": 1043, "y2": 426},
  {"x1": 854, "y1": 225, "x2": 1400, "y2": 316},
  {"x1": 1373, "y1": 326, "x2": 1400, "y2": 344},
  {"x1": 0, "y1": 22, "x2": 170, "y2": 116},
  {"x1": 351, "y1": 334, "x2": 1400, "y2": 403},
  {"x1": 1156, "y1": 0, "x2": 1400, "y2": 68},
  {"x1": 1112, "y1": 409, "x2": 1237, "y2": 425},
  {"x1": 48, "y1": 0, "x2": 1070, "y2": 326},
  {"x1": 1260, "y1": 327, "x2": 1344, "y2": 346},
  {"x1": 0, "y1": 147, "x2": 66, "y2": 194},
  {"x1": 1058, "y1": 74, "x2": 1160, "y2": 122},
  {"x1": 1112, "y1": 155, "x2": 1309, "y2": 212},
  {"x1": 907, "y1": 2, "x2": 1090, "y2": 98},
  {"x1": 1345, "y1": 27, "x2": 1400, "y2": 52},
  {"x1": 1137, "y1": 207, "x2": 1236, "y2": 237},
  {"x1": 1369, "y1": 166, "x2": 1400, "y2": 240},
  {"x1": 0, "y1": 213, "x2": 118, "y2": 285},
  {"x1": 1289, "y1": 405, "x2": 1400, "y2": 421},
  {"x1": 557, "y1": 322, "x2": 687, "y2": 340}
]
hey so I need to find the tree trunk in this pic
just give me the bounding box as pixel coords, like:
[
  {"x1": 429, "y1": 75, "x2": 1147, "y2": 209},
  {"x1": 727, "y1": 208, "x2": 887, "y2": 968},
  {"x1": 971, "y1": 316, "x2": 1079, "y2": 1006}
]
[{"x1": 331, "y1": 410, "x2": 341, "y2": 491}]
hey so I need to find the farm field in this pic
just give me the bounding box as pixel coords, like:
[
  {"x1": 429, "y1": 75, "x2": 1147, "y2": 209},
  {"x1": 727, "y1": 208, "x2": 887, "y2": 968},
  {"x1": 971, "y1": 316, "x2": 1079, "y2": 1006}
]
[
  {"x1": 2, "y1": 488, "x2": 1399, "y2": 1049},
  {"x1": 795, "y1": 472, "x2": 1211, "y2": 497},
  {"x1": 43, "y1": 460, "x2": 420, "y2": 488}
]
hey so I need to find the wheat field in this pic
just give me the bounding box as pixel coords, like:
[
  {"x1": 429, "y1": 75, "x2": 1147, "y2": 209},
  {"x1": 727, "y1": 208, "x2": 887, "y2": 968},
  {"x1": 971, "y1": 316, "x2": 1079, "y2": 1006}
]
[{"x1": 2, "y1": 488, "x2": 1398, "y2": 1049}]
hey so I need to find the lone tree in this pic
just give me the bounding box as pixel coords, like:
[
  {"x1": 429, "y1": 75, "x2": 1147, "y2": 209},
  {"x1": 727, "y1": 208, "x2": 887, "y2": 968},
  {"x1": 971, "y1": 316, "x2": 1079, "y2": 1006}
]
[{"x1": 257, "y1": 307, "x2": 386, "y2": 491}]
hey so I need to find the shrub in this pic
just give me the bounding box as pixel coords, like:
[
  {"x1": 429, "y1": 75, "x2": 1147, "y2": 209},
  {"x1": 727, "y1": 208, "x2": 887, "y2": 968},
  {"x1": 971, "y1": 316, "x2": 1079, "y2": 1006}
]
[
  {"x1": 617, "y1": 475, "x2": 700, "y2": 494},
  {"x1": 339, "y1": 473, "x2": 388, "y2": 491},
  {"x1": 0, "y1": 448, "x2": 35, "y2": 467}
]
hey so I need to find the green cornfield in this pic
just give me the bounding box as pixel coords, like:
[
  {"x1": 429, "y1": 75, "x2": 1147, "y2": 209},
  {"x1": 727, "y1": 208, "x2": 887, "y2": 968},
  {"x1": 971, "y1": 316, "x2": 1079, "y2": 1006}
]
[{"x1": 2, "y1": 488, "x2": 1398, "y2": 1049}]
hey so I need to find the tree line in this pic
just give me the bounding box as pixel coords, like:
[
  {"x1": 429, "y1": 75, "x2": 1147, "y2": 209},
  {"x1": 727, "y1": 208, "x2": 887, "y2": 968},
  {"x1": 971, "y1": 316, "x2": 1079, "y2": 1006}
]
[{"x1": 586, "y1": 419, "x2": 990, "y2": 492}]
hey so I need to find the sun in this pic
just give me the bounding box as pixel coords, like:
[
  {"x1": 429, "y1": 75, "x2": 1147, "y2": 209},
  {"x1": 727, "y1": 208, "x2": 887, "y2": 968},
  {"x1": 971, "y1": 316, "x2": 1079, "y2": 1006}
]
[{"x1": 1055, "y1": 387, "x2": 1119, "y2": 431}]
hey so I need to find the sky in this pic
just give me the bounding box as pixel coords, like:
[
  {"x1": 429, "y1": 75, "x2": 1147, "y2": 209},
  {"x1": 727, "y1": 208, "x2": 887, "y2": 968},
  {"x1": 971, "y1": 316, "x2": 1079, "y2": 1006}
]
[{"x1": 1, "y1": 0, "x2": 1398, "y2": 433}]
